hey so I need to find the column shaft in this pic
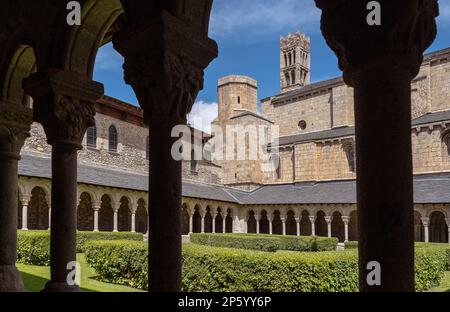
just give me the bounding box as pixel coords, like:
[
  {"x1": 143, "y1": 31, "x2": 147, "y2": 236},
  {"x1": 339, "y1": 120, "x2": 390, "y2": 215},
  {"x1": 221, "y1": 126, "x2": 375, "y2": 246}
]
[
  {"x1": 354, "y1": 74, "x2": 414, "y2": 291},
  {"x1": 188, "y1": 214, "x2": 193, "y2": 234},
  {"x1": 22, "y1": 203, "x2": 29, "y2": 231},
  {"x1": 212, "y1": 215, "x2": 216, "y2": 233},
  {"x1": 93, "y1": 208, "x2": 99, "y2": 232},
  {"x1": 222, "y1": 216, "x2": 226, "y2": 233},
  {"x1": 148, "y1": 118, "x2": 182, "y2": 291},
  {"x1": 113, "y1": 211, "x2": 118, "y2": 232},
  {"x1": 131, "y1": 212, "x2": 136, "y2": 233}
]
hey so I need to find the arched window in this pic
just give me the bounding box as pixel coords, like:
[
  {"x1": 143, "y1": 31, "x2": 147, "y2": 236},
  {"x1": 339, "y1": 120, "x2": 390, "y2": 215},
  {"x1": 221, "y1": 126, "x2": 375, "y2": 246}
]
[
  {"x1": 291, "y1": 70, "x2": 296, "y2": 84},
  {"x1": 237, "y1": 96, "x2": 241, "y2": 104},
  {"x1": 108, "y1": 125, "x2": 118, "y2": 153},
  {"x1": 288, "y1": 53, "x2": 292, "y2": 66},
  {"x1": 146, "y1": 136, "x2": 150, "y2": 160},
  {"x1": 445, "y1": 135, "x2": 450, "y2": 158},
  {"x1": 285, "y1": 73, "x2": 290, "y2": 86},
  {"x1": 284, "y1": 54, "x2": 288, "y2": 67},
  {"x1": 86, "y1": 126, "x2": 97, "y2": 148},
  {"x1": 344, "y1": 144, "x2": 356, "y2": 173}
]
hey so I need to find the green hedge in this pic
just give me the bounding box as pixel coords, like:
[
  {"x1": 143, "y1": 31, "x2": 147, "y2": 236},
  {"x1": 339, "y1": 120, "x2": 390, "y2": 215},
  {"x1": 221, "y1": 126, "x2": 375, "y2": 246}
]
[
  {"x1": 16, "y1": 230, "x2": 143, "y2": 265},
  {"x1": 344, "y1": 241, "x2": 358, "y2": 250},
  {"x1": 190, "y1": 233, "x2": 338, "y2": 252},
  {"x1": 84, "y1": 240, "x2": 450, "y2": 292}
]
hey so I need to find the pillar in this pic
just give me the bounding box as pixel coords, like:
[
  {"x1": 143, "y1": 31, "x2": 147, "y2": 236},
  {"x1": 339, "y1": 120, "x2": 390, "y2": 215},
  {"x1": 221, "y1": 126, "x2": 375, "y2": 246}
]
[
  {"x1": 188, "y1": 211, "x2": 193, "y2": 234},
  {"x1": 421, "y1": 217, "x2": 430, "y2": 243},
  {"x1": 48, "y1": 206, "x2": 51, "y2": 230},
  {"x1": 113, "y1": 209, "x2": 118, "y2": 233},
  {"x1": 342, "y1": 216, "x2": 350, "y2": 243},
  {"x1": 24, "y1": 68, "x2": 103, "y2": 292},
  {"x1": 309, "y1": 216, "x2": 316, "y2": 236},
  {"x1": 20, "y1": 195, "x2": 31, "y2": 231},
  {"x1": 131, "y1": 211, "x2": 136, "y2": 233},
  {"x1": 200, "y1": 212, "x2": 206, "y2": 234},
  {"x1": 325, "y1": 216, "x2": 332, "y2": 238},
  {"x1": 255, "y1": 214, "x2": 260, "y2": 234},
  {"x1": 315, "y1": 0, "x2": 438, "y2": 292},
  {"x1": 281, "y1": 216, "x2": 286, "y2": 236},
  {"x1": 268, "y1": 215, "x2": 274, "y2": 235},
  {"x1": 0, "y1": 102, "x2": 31, "y2": 291},
  {"x1": 93, "y1": 204, "x2": 100, "y2": 232},
  {"x1": 295, "y1": 217, "x2": 300, "y2": 236},
  {"x1": 222, "y1": 214, "x2": 226, "y2": 233},
  {"x1": 212, "y1": 213, "x2": 217, "y2": 233},
  {"x1": 446, "y1": 219, "x2": 450, "y2": 244}
]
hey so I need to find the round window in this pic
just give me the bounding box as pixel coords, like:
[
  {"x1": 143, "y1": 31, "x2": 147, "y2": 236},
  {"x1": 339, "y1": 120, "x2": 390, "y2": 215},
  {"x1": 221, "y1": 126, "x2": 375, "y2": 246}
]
[{"x1": 298, "y1": 120, "x2": 307, "y2": 130}]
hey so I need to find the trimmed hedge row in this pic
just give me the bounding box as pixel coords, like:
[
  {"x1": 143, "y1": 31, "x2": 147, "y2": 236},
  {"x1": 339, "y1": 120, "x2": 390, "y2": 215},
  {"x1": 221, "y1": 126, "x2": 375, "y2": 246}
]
[
  {"x1": 190, "y1": 233, "x2": 338, "y2": 252},
  {"x1": 84, "y1": 240, "x2": 450, "y2": 292},
  {"x1": 16, "y1": 230, "x2": 143, "y2": 266}
]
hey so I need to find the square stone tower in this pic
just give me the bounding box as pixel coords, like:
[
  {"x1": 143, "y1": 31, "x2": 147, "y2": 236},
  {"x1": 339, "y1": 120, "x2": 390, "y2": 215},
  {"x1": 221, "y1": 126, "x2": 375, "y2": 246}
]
[{"x1": 280, "y1": 31, "x2": 311, "y2": 92}]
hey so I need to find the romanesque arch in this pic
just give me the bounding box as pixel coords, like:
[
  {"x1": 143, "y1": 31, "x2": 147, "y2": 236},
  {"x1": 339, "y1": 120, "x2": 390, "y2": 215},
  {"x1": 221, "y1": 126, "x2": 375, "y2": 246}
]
[
  {"x1": 429, "y1": 211, "x2": 448, "y2": 243},
  {"x1": 215, "y1": 207, "x2": 223, "y2": 233},
  {"x1": 414, "y1": 211, "x2": 424, "y2": 242},
  {"x1": 225, "y1": 209, "x2": 233, "y2": 233},
  {"x1": 349, "y1": 211, "x2": 359, "y2": 241},
  {"x1": 259, "y1": 210, "x2": 270, "y2": 234},
  {"x1": 286, "y1": 210, "x2": 297, "y2": 236},
  {"x1": 193, "y1": 205, "x2": 202, "y2": 233},
  {"x1": 204, "y1": 206, "x2": 213, "y2": 233},
  {"x1": 331, "y1": 211, "x2": 345, "y2": 242},
  {"x1": 135, "y1": 198, "x2": 148, "y2": 234},
  {"x1": 77, "y1": 192, "x2": 94, "y2": 231},
  {"x1": 28, "y1": 187, "x2": 49, "y2": 230},
  {"x1": 118, "y1": 196, "x2": 131, "y2": 232},
  {"x1": 181, "y1": 203, "x2": 190, "y2": 235},
  {"x1": 272, "y1": 210, "x2": 282, "y2": 235},
  {"x1": 99, "y1": 194, "x2": 114, "y2": 232},
  {"x1": 247, "y1": 210, "x2": 257, "y2": 234},
  {"x1": 315, "y1": 210, "x2": 327, "y2": 237},
  {"x1": 300, "y1": 210, "x2": 312, "y2": 236}
]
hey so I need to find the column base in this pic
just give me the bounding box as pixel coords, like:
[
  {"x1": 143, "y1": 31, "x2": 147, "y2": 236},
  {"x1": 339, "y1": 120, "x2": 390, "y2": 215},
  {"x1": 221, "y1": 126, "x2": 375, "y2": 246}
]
[
  {"x1": 0, "y1": 265, "x2": 25, "y2": 292},
  {"x1": 42, "y1": 281, "x2": 80, "y2": 292}
]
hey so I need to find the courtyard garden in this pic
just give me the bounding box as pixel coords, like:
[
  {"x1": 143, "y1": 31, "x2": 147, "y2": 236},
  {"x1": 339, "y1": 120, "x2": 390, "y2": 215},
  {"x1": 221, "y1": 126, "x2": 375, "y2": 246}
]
[{"x1": 16, "y1": 231, "x2": 450, "y2": 292}]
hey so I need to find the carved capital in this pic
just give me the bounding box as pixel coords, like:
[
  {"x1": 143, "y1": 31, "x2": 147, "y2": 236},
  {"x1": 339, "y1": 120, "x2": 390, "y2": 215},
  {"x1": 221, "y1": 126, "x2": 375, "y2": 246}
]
[
  {"x1": 23, "y1": 68, "x2": 104, "y2": 149},
  {"x1": 315, "y1": 0, "x2": 439, "y2": 85},
  {"x1": 0, "y1": 102, "x2": 32, "y2": 159},
  {"x1": 113, "y1": 10, "x2": 218, "y2": 124}
]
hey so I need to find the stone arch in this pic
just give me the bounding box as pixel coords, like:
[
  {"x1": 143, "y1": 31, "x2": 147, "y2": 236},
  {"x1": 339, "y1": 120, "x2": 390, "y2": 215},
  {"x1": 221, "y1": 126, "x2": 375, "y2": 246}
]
[
  {"x1": 225, "y1": 208, "x2": 233, "y2": 233},
  {"x1": 135, "y1": 198, "x2": 148, "y2": 234},
  {"x1": 28, "y1": 186, "x2": 49, "y2": 230},
  {"x1": 315, "y1": 210, "x2": 328, "y2": 237},
  {"x1": 414, "y1": 211, "x2": 424, "y2": 242},
  {"x1": 272, "y1": 210, "x2": 282, "y2": 235},
  {"x1": 349, "y1": 211, "x2": 359, "y2": 241},
  {"x1": 331, "y1": 211, "x2": 345, "y2": 242},
  {"x1": 286, "y1": 210, "x2": 297, "y2": 236},
  {"x1": 300, "y1": 210, "x2": 312, "y2": 236},
  {"x1": 193, "y1": 205, "x2": 202, "y2": 233},
  {"x1": 247, "y1": 210, "x2": 257, "y2": 234},
  {"x1": 77, "y1": 192, "x2": 94, "y2": 231},
  {"x1": 118, "y1": 196, "x2": 131, "y2": 232},
  {"x1": 99, "y1": 194, "x2": 114, "y2": 231},
  {"x1": 260, "y1": 210, "x2": 270, "y2": 234},
  {"x1": 204, "y1": 206, "x2": 213, "y2": 233},
  {"x1": 429, "y1": 211, "x2": 448, "y2": 243},
  {"x1": 181, "y1": 203, "x2": 190, "y2": 235},
  {"x1": 215, "y1": 207, "x2": 223, "y2": 233}
]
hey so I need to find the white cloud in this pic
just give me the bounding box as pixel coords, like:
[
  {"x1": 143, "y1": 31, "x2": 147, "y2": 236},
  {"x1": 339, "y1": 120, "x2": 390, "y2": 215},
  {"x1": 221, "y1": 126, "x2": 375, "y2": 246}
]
[
  {"x1": 95, "y1": 43, "x2": 123, "y2": 71},
  {"x1": 210, "y1": 0, "x2": 320, "y2": 41},
  {"x1": 188, "y1": 101, "x2": 218, "y2": 134}
]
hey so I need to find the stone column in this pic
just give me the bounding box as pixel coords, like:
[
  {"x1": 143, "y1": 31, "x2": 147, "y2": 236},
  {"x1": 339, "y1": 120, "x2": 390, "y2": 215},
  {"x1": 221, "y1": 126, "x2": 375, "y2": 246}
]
[
  {"x1": 20, "y1": 195, "x2": 31, "y2": 231},
  {"x1": 131, "y1": 211, "x2": 136, "y2": 233},
  {"x1": 446, "y1": 219, "x2": 450, "y2": 244},
  {"x1": 24, "y1": 68, "x2": 103, "y2": 292},
  {"x1": 255, "y1": 214, "x2": 261, "y2": 234},
  {"x1": 315, "y1": 0, "x2": 438, "y2": 292},
  {"x1": 222, "y1": 215, "x2": 226, "y2": 233},
  {"x1": 0, "y1": 103, "x2": 31, "y2": 291},
  {"x1": 212, "y1": 213, "x2": 217, "y2": 233},
  {"x1": 325, "y1": 216, "x2": 332, "y2": 238},
  {"x1": 309, "y1": 216, "x2": 316, "y2": 236},
  {"x1": 421, "y1": 217, "x2": 430, "y2": 243},
  {"x1": 200, "y1": 212, "x2": 206, "y2": 234},
  {"x1": 268, "y1": 215, "x2": 274, "y2": 235},
  {"x1": 113, "y1": 209, "x2": 119, "y2": 233},
  {"x1": 188, "y1": 210, "x2": 194, "y2": 234},
  {"x1": 295, "y1": 217, "x2": 301, "y2": 236},
  {"x1": 342, "y1": 216, "x2": 350, "y2": 243},
  {"x1": 93, "y1": 204, "x2": 100, "y2": 232},
  {"x1": 48, "y1": 206, "x2": 52, "y2": 230},
  {"x1": 281, "y1": 216, "x2": 287, "y2": 236},
  {"x1": 113, "y1": 5, "x2": 217, "y2": 292}
]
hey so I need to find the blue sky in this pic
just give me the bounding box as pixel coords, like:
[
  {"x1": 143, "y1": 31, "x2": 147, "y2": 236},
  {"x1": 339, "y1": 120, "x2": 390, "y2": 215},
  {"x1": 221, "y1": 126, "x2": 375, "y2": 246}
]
[{"x1": 94, "y1": 0, "x2": 450, "y2": 132}]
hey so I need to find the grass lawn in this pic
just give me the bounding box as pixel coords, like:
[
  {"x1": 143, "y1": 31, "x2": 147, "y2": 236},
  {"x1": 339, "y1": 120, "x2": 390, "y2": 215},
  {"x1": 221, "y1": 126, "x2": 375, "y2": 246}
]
[
  {"x1": 17, "y1": 253, "x2": 143, "y2": 292},
  {"x1": 430, "y1": 271, "x2": 450, "y2": 292}
]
